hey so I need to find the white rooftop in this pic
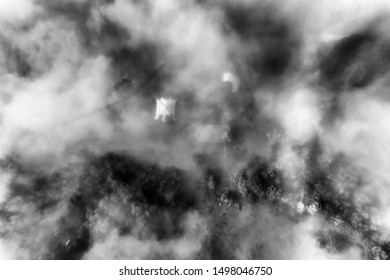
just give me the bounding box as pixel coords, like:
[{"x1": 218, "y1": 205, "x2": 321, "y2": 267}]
[
  {"x1": 222, "y1": 72, "x2": 240, "y2": 93},
  {"x1": 155, "y1": 97, "x2": 176, "y2": 122}
]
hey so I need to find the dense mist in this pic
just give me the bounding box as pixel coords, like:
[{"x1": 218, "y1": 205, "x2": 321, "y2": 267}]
[{"x1": 1, "y1": 0, "x2": 390, "y2": 259}]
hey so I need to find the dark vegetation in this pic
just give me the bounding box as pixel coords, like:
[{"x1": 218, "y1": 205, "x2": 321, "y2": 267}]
[
  {"x1": 1, "y1": 143, "x2": 390, "y2": 259},
  {"x1": 319, "y1": 30, "x2": 390, "y2": 92},
  {"x1": 0, "y1": 39, "x2": 32, "y2": 78},
  {"x1": 301, "y1": 138, "x2": 390, "y2": 259},
  {"x1": 233, "y1": 156, "x2": 283, "y2": 203},
  {"x1": 110, "y1": 44, "x2": 166, "y2": 98},
  {"x1": 0, "y1": 152, "x2": 199, "y2": 259},
  {"x1": 316, "y1": 27, "x2": 390, "y2": 125},
  {"x1": 223, "y1": 3, "x2": 300, "y2": 85}
]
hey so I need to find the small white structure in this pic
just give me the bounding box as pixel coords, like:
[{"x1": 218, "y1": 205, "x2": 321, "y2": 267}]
[
  {"x1": 222, "y1": 72, "x2": 240, "y2": 93},
  {"x1": 155, "y1": 97, "x2": 176, "y2": 122}
]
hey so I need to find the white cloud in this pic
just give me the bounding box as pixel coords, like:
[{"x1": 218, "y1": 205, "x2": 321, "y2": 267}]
[{"x1": 0, "y1": 0, "x2": 37, "y2": 23}]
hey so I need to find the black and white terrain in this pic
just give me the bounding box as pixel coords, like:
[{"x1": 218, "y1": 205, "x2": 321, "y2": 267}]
[{"x1": 1, "y1": 0, "x2": 390, "y2": 260}]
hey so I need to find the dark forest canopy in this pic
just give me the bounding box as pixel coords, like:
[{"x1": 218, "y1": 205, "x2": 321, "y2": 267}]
[{"x1": 1, "y1": 149, "x2": 390, "y2": 259}]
